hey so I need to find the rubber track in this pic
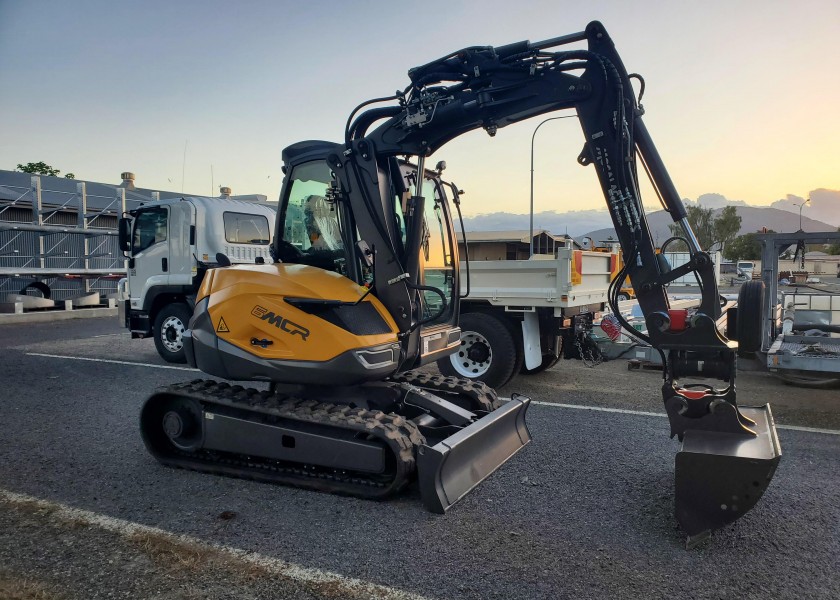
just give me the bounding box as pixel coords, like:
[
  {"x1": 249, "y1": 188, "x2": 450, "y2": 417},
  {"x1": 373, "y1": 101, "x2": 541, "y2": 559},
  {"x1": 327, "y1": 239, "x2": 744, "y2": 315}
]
[
  {"x1": 141, "y1": 379, "x2": 426, "y2": 499},
  {"x1": 390, "y1": 370, "x2": 503, "y2": 412}
]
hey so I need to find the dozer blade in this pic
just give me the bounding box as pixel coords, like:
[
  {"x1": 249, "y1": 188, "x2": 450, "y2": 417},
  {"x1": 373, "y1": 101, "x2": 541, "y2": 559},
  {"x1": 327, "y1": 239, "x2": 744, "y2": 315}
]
[
  {"x1": 417, "y1": 394, "x2": 531, "y2": 514},
  {"x1": 675, "y1": 405, "x2": 782, "y2": 548}
]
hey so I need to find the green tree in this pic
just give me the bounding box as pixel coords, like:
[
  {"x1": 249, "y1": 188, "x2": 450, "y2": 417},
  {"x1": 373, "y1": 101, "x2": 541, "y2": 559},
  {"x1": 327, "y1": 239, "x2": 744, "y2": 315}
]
[
  {"x1": 16, "y1": 161, "x2": 75, "y2": 179},
  {"x1": 668, "y1": 205, "x2": 715, "y2": 250},
  {"x1": 724, "y1": 234, "x2": 759, "y2": 261},
  {"x1": 714, "y1": 205, "x2": 742, "y2": 253},
  {"x1": 724, "y1": 229, "x2": 776, "y2": 261},
  {"x1": 667, "y1": 204, "x2": 741, "y2": 252}
]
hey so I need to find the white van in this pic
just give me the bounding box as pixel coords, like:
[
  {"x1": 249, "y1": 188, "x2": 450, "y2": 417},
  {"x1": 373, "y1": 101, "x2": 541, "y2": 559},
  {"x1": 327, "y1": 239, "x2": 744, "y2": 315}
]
[{"x1": 737, "y1": 261, "x2": 755, "y2": 279}]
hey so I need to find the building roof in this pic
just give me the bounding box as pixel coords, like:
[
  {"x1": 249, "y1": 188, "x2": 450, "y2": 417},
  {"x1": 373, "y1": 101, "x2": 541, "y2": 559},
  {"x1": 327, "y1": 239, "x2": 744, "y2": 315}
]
[{"x1": 458, "y1": 229, "x2": 571, "y2": 243}]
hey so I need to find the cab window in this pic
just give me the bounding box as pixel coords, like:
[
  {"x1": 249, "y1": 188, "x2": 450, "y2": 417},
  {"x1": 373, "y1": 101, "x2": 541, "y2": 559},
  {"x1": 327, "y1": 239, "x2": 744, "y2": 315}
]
[
  {"x1": 282, "y1": 161, "x2": 344, "y2": 253},
  {"x1": 132, "y1": 207, "x2": 167, "y2": 253},
  {"x1": 404, "y1": 171, "x2": 455, "y2": 323},
  {"x1": 223, "y1": 212, "x2": 270, "y2": 244}
]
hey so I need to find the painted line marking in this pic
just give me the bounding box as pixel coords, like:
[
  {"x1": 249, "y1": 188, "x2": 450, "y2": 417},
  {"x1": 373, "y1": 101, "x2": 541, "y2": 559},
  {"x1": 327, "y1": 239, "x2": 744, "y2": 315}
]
[
  {"x1": 24, "y1": 354, "x2": 840, "y2": 437},
  {"x1": 27, "y1": 352, "x2": 200, "y2": 372},
  {"x1": 89, "y1": 332, "x2": 131, "y2": 338},
  {"x1": 0, "y1": 488, "x2": 432, "y2": 600},
  {"x1": 510, "y1": 399, "x2": 840, "y2": 436}
]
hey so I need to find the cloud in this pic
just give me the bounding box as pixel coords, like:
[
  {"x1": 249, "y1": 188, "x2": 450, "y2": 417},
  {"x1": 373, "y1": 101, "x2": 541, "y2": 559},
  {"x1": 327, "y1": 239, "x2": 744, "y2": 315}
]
[
  {"x1": 771, "y1": 190, "x2": 840, "y2": 227},
  {"x1": 696, "y1": 193, "x2": 749, "y2": 209}
]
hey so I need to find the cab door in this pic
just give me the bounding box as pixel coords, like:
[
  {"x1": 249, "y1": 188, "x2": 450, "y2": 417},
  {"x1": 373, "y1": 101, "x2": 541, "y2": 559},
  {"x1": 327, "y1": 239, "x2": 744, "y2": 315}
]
[
  {"x1": 409, "y1": 169, "x2": 462, "y2": 365},
  {"x1": 127, "y1": 206, "x2": 169, "y2": 313}
]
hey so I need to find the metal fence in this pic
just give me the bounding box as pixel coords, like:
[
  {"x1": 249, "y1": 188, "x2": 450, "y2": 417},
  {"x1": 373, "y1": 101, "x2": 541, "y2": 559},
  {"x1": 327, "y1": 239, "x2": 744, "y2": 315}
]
[{"x1": 0, "y1": 176, "x2": 127, "y2": 302}]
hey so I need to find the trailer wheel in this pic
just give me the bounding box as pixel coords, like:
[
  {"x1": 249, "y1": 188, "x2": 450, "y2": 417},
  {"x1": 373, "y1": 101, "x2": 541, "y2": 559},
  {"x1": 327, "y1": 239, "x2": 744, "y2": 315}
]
[
  {"x1": 736, "y1": 280, "x2": 764, "y2": 355},
  {"x1": 153, "y1": 303, "x2": 192, "y2": 363},
  {"x1": 438, "y1": 312, "x2": 517, "y2": 389}
]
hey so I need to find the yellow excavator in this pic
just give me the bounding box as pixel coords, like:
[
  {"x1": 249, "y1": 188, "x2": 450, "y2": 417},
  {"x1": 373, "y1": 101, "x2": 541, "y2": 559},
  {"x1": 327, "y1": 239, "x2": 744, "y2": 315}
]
[{"x1": 135, "y1": 21, "x2": 781, "y2": 546}]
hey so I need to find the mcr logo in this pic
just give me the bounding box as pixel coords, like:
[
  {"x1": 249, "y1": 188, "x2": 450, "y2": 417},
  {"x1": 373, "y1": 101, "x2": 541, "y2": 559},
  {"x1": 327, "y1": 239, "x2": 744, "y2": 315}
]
[{"x1": 251, "y1": 305, "x2": 310, "y2": 341}]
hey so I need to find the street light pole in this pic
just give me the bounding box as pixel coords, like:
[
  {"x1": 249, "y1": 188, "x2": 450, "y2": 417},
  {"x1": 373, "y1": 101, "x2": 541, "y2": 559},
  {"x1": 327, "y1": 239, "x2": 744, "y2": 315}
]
[
  {"x1": 530, "y1": 115, "x2": 574, "y2": 257},
  {"x1": 793, "y1": 198, "x2": 810, "y2": 231}
]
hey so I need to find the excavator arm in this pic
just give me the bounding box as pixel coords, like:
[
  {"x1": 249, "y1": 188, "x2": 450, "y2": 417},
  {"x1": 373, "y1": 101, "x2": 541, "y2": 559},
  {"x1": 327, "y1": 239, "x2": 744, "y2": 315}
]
[{"x1": 335, "y1": 21, "x2": 780, "y2": 545}]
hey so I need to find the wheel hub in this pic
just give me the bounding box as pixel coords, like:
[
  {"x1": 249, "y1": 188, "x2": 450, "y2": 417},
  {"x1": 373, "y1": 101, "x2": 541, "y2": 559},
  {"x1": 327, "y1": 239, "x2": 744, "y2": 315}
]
[
  {"x1": 467, "y1": 341, "x2": 490, "y2": 363},
  {"x1": 160, "y1": 400, "x2": 202, "y2": 451},
  {"x1": 162, "y1": 411, "x2": 184, "y2": 438},
  {"x1": 161, "y1": 316, "x2": 185, "y2": 352},
  {"x1": 450, "y1": 331, "x2": 493, "y2": 377}
]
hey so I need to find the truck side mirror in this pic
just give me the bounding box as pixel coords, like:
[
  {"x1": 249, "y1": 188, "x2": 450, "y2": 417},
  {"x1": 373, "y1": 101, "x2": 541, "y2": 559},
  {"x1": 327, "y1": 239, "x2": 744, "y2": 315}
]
[{"x1": 118, "y1": 217, "x2": 132, "y2": 253}]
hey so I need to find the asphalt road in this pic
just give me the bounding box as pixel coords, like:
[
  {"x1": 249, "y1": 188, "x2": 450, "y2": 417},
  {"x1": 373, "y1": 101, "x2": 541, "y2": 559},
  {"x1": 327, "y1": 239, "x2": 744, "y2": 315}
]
[{"x1": 1, "y1": 317, "x2": 839, "y2": 599}]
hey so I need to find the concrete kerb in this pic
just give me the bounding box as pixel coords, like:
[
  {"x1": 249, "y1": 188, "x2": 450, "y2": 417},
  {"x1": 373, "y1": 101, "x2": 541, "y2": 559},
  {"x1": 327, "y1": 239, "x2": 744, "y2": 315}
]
[{"x1": 0, "y1": 305, "x2": 118, "y2": 325}]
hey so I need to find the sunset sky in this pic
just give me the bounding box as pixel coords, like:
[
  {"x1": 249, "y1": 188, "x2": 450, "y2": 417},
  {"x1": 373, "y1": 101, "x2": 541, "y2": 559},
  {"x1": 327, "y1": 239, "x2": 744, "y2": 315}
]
[{"x1": 1, "y1": 0, "x2": 838, "y2": 218}]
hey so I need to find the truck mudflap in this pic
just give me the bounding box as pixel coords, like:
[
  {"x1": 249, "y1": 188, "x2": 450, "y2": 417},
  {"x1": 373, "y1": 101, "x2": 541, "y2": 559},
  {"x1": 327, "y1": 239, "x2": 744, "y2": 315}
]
[
  {"x1": 417, "y1": 394, "x2": 531, "y2": 513},
  {"x1": 675, "y1": 404, "x2": 782, "y2": 548}
]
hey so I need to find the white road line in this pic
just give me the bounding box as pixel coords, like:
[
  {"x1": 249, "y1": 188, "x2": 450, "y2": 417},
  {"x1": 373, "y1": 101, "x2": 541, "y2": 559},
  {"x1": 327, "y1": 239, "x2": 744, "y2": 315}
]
[
  {"x1": 27, "y1": 352, "x2": 199, "y2": 372},
  {"x1": 532, "y1": 400, "x2": 664, "y2": 418},
  {"x1": 528, "y1": 400, "x2": 840, "y2": 436},
  {"x1": 24, "y1": 354, "x2": 840, "y2": 437},
  {"x1": 0, "y1": 488, "x2": 432, "y2": 600}
]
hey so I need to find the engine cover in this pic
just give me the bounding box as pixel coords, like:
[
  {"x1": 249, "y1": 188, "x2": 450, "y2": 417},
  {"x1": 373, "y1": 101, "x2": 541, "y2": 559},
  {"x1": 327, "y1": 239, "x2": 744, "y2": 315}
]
[{"x1": 185, "y1": 263, "x2": 401, "y2": 385}]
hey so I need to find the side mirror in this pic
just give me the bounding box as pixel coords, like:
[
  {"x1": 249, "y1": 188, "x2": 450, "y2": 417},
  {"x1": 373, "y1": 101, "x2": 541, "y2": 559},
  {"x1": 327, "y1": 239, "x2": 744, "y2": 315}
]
[{"x1": 118, "y1": 217, "x2": 132, "y2": 253}]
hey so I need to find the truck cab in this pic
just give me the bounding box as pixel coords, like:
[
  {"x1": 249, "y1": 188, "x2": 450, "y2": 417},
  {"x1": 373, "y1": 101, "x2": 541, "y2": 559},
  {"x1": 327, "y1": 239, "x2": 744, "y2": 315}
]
[{"x1": 118, "y1": 196, "x2": 276, "y2": 362}]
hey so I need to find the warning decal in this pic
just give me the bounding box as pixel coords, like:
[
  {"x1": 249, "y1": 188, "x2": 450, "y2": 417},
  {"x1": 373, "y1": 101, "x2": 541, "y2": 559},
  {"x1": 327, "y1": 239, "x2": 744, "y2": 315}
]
[{"x1": 217, "y1": 317, "x2": 230, "y2": 333}]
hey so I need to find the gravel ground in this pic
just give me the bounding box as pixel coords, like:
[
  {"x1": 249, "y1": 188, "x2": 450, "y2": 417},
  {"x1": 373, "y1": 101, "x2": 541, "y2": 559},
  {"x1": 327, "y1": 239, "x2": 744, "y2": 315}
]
[{"x1": 1, "y1": 317, "x2": 838, "y2": 599}]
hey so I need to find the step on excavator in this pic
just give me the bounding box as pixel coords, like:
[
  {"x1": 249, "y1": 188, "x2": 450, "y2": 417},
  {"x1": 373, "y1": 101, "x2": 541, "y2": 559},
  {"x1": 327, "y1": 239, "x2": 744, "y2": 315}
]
[{"x1": 136, "y1": 21, "x2": 781, "y2": 546}]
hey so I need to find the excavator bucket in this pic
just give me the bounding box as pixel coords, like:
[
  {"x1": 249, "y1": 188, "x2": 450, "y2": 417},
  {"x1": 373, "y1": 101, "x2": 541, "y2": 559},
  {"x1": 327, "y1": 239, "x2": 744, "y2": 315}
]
[
  {"x1": 417, "y1": 394, "x2": 531, "y2": 513},
  {"x1": 674, "y1": 405, "x2": 782, "y2": 548}
]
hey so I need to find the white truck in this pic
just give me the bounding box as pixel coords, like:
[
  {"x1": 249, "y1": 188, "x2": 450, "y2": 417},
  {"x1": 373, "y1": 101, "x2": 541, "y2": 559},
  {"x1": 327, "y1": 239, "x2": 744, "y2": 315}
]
[
  {"x1": 436, "y1": 248, "x2": 613, "y2": 387},
  {"x1": 117, "y1": 196, "x2": 276, "y2": 362}
]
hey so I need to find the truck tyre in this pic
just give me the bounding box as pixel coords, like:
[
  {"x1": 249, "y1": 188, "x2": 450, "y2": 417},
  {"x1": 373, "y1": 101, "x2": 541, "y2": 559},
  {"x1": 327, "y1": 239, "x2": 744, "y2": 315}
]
[
  {"x1": 520, "y1": 353, "x2": 561, "y2": 375},
  {"x1": 153, "y1": 303, "x2": 192, "y2": 363},
  {"x1": 616, "y1": 292, "x2": 631, "y2": 302},
  {"x1": 437, "y1": 312, "x2": 517, "y2": 389},
  {"x1": 503, "y1": 318, "x2": 525, "y2": 386},
  {"x1": 736, "y1": 280, "x2": 764, "y2": 355}
]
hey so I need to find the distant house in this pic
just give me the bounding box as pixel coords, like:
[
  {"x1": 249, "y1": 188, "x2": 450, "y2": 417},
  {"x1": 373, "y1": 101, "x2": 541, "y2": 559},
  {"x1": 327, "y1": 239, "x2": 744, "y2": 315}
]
[{"x1": 456, "y1": 229, "x2": 581, "y2": 261}]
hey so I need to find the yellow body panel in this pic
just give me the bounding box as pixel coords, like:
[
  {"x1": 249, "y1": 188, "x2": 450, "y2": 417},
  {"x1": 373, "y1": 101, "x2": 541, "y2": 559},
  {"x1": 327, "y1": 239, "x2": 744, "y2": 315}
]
[{"x1": 199, "y1": 264, "x2": 399, "y2": 362}]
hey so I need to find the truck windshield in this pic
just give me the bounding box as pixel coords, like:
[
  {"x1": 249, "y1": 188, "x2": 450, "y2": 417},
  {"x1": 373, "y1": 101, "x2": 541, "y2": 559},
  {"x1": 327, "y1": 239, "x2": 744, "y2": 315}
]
[
  {"x1": 223, "y1": 212, "x2": 270, "y2": 244},
  {"x1": 132, "y1": 207, "x2": 167, "y2": 253}
]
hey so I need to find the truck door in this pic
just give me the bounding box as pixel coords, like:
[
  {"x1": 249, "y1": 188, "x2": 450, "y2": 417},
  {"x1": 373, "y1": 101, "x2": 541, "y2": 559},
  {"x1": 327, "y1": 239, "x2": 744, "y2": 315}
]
[{"x1": 128, "y1": 206, "x2": 169, "y2": 313}]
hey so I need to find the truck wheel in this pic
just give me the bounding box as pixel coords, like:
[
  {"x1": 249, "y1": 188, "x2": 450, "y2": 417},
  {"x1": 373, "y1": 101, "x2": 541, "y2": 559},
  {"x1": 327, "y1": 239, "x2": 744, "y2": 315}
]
[
  {"x1": 154, "y1": 304, "x2": 192, "y2": 363},
  {"x1": 437, "y1": 312, "x2": 517, "y2": 389},
  {"x1": 520, "y1": 353, "x2": 561, "y2": 375},
  {"x1": 736, "y1": 280, "x2": 764, "y2": 355},
  {"x1": 616, "y1": 292, "x2": 631, "y2": 302},
  {"x1": 503, "y1": 318, "x2": 525, "y2": 386}
]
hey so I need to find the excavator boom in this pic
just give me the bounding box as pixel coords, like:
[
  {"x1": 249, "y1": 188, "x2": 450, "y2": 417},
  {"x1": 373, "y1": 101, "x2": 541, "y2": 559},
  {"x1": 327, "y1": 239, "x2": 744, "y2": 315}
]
[{"x1": 333, "y1": 21, "x2": 780, "y2": 545}]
